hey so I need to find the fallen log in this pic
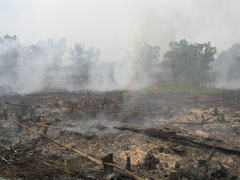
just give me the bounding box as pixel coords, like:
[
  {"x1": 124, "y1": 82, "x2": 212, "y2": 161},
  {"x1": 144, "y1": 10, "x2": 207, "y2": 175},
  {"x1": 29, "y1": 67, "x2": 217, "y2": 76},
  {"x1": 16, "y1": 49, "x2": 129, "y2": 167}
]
[
  {"x1": 115, "y1": 125, "x2": 240, "y2": 156},
  {"x1": 4, "y1": 101, "x2": 29, "y2": 108}
]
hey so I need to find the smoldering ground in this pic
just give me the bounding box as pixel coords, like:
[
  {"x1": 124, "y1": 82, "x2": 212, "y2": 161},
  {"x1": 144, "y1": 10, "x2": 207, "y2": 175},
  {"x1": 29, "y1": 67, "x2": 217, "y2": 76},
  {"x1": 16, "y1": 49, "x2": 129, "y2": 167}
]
[{"x1": 1, "y1": 89, "x2": 240, "y2": 179}]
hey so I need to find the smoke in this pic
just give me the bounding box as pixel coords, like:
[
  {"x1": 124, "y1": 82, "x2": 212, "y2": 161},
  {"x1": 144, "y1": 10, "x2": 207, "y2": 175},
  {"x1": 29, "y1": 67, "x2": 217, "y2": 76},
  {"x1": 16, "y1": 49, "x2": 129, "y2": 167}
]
[
  {"x1": 213, "y1": 43, "x2": 240, "y2": 89},
  {"x1": 1, "y1": 35, "x2": 240, "y2": 94},
  {"x1": 16, "y1": 39, "x2": 68, "y2": 93},
  {"x1": 1, "y1": 37, "x2": 158, "y2": 93},
  {"x1": 2, "y1": 0, "x2": 240, "y2": 60},
  {"x1": 0, "y1": 36, "x2": 20, "y2": 87},
  {"x1": 0, "y1": 37, "x2": 97, "y2": 93},
  {"x1": 0, "y1": 38, "x2": 72, "y2": 93},
  {"x1": 1, "y1": 0, "x2": 240, "y2": 92}
]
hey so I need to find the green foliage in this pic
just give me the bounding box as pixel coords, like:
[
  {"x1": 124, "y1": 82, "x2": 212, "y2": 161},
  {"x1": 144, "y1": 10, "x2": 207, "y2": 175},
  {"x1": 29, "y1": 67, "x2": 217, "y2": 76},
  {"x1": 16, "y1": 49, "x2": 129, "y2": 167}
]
[{"x1": 162, "y1": 39, "x2": 217, "y2": 86}]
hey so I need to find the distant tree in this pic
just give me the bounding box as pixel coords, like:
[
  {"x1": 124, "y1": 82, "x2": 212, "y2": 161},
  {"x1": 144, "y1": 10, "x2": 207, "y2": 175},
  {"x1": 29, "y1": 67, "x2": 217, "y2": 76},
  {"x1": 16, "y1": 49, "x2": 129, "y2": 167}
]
[
  {"x1": 215, "y1": 43, "x2": 240, "y2": 84},
  {"x1": 162, "y1": 39, "x2": 216, "y2": 86},
  {"x1": 133, "y1": 43, "x2": 161, "y2": 86},
  {"x1": 22, "y1": 38, "x2": 67, "y2": 69},
  {"x1": 69, "y1": 43, "x2": 100, "y2": 81},
  {"x1": 136, "y1": 42, "x2": 160, "y2": 70},
  {"x1": 0, "y1": 34, "x2": 17, "y2": 42},
  {"x1": 0, "y1": 35, "x2": 20, "y2": 83}
]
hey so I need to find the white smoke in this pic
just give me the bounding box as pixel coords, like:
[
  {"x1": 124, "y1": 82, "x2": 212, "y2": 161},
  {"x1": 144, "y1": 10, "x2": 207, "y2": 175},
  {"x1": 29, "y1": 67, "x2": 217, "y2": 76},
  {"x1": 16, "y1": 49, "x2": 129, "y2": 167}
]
[
  {"x1": 213, "y1": 43, "x2": 240, "y2": 89},
  {"x1": 15, "y1": 38, "x2": 67, "y2": 93},
  {"x1": 1, "y1": 37, "x2": 154, "y2": 93},
  {"x1": 1, "y1": 0, "x2": 240, "y2": 92}
]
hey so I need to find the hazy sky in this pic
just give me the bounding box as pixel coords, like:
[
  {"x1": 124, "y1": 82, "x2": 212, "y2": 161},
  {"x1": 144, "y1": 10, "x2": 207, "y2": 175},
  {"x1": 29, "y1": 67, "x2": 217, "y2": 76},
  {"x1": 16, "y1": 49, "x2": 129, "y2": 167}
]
[{"x1": 1, "y1": 0, "x2": 240, "y2": 60}]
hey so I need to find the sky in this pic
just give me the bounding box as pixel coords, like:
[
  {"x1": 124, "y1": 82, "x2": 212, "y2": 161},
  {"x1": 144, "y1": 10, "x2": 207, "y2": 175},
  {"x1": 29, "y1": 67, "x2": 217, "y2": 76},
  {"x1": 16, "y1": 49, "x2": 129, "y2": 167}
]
[{"x1": 0, "y1": 0, "x2": 240, "y2": 61}]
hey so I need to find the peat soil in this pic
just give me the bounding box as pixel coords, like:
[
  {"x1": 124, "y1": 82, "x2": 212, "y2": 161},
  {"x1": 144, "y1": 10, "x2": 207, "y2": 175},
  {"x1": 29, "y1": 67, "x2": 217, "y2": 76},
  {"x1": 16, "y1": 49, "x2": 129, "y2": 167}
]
[{"x1": 0, "y1": 89, "x2": 240, "y2": 179}]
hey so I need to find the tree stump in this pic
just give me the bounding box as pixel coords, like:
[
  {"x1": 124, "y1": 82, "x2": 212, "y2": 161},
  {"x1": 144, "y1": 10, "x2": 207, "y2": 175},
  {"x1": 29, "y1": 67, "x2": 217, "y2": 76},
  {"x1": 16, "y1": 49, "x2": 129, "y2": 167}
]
[
  {"x1": 126, "y1": 156, "x2": 131, "y2": 171},
  {"x1": 102, "y1": 153, "x2": 113, "y2": 175}
]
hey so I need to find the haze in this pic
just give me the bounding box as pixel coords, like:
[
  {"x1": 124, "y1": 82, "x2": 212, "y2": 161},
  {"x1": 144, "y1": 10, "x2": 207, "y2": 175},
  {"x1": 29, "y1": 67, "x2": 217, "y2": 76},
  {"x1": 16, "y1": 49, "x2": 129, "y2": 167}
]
[{"x1": 1, "y1": 0, "x2": 240, "y2": 61}]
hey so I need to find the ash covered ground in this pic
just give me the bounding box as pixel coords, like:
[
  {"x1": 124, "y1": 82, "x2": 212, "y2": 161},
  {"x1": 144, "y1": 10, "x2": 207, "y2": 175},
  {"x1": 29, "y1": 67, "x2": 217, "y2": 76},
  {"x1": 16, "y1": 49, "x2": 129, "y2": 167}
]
[{"x1": 1, "y1": 89, "x2": 240, "y2": 179}]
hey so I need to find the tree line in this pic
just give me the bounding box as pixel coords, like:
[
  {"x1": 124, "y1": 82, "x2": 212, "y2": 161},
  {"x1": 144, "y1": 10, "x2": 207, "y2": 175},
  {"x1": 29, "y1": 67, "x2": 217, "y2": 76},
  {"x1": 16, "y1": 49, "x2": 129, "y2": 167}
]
[{"x1": 0, "y1": 34, "x2": 240, "y2": 88}]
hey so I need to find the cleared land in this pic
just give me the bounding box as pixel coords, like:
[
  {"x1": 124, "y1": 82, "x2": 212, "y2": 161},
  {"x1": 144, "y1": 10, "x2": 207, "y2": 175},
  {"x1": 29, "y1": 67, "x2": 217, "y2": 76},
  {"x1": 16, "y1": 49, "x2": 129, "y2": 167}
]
[{"x1": 0, "y1": 89, "x2": 240, "y2": 179}]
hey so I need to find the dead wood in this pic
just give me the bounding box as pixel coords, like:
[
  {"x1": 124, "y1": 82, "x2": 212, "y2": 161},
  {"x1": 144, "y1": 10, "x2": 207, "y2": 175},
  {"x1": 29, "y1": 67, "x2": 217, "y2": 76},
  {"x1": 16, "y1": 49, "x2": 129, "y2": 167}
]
[
  {"x1": 206, "y1": 147, "x2": 216, "y2": 162},
  {"x1": 104, "y1": 162, "x2": 145, "y2": 180},
  {"x1": 5, "y1": 101, "x2": 29, "y2": 108},
  {"x1": 126, "y1": 156, "x2": 131, "y2": 171},
  {"x1": 198, "y1": 147, "x2": 216, "y2": 166},
  {"x1": 11, "y1": 119, "x2": 146, "y2": 180},
  {"x1": 115, "y1": 125, "x2": 240, "y2": 156},
  {"x1": 102, "y1": 153, "x2": 113, "y2": 175},
  {"x1": 12, "y1": 118, "x2": 102, "y2": 165},
  {"x1": 170, "y1": 170, "x2": 180, "y2": 180}
]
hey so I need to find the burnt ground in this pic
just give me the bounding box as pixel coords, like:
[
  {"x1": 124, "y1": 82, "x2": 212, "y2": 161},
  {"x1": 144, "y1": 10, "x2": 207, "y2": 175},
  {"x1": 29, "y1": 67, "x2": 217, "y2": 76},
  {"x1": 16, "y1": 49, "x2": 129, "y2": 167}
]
[{"x1": 0, "y1": 89, "x2": 240, "y2": 179}]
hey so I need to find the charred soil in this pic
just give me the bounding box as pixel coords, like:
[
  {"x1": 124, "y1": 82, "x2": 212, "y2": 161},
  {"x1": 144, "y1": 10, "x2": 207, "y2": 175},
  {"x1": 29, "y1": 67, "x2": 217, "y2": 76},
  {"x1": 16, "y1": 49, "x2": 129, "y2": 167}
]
[{"x1": 0, "y1": 90, "x2": 240, "y2": 179}]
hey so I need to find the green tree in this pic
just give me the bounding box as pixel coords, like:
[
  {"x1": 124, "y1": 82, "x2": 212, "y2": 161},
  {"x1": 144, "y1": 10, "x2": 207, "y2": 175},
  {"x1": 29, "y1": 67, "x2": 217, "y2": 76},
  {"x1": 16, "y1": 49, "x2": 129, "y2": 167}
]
[{"x1": 162, "y1": 39, "x2": 216, "y2": 86}]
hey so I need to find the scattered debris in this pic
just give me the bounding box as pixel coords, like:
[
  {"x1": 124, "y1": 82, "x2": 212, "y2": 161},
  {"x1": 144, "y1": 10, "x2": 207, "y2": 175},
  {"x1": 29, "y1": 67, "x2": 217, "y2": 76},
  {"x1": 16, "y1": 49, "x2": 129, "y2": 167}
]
[
  {"x1": 144, "y1": 151, "x2": 159, "y2": 170},
  {"x1": 1, "y1": 90, "x2": 240, "y2": 179}
]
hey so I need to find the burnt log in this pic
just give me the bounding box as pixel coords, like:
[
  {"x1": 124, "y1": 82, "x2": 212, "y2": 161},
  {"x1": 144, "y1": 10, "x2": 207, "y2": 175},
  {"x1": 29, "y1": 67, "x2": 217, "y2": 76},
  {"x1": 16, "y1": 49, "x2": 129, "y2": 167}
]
[{"x1": 115, "y1": 125, "x2": 240, "y2": 156}]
